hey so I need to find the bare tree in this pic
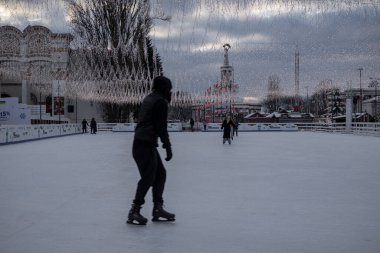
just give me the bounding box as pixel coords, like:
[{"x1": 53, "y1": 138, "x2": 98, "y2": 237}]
[
  {"x1": 65, "y1": 0, "x2": 166, "y2": 121},
  {"x1": 264, "y1": 74, "x2": 281, "y2": 112},
  {"x1": 66, "y1": 0, "x2": 163, "y2": 79},
  {"x1": 310, "y1": 80, "x2": 337, "y2": 116}
]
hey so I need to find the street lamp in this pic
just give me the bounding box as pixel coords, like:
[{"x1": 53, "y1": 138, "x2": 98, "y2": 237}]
[
  {"x1": 306, "y1": 85, "x2": 309, "y2": 114},
  {"x1": 31, "y1": 83, "x2": 44, "y2": 121},
  {"x1": 369, "y1": 77, "x2": 379, "y2": 121},
  {"x1": 358, "y1": 68, "x2": 363, "y2": 113},
  {"x1": 212, "y1": 99, "x2": 215, "y2": 123},
  {"x1": 229, "y1": 80, "x2": 232, "y2": 115},
  {"x1": 0, "y1": 73, "x2": 2, "y2": 97},
  {"x1": 58, "y1": 81, "x2": 61, "y2": 124}
]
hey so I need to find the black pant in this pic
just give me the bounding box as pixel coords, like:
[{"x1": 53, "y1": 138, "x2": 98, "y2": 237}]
[{"x1": 132, "y1": 140, "x2": 166, "y2": 206}]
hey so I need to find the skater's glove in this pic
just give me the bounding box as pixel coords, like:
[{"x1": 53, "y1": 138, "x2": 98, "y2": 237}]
[{"x1": 165, "y1": 146, "x2": 173, "y2": 161}]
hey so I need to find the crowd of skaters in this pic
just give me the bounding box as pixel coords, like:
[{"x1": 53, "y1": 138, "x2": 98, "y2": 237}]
[{"x1": 81, "y1": 114, "x2": 239, "y2": 145}]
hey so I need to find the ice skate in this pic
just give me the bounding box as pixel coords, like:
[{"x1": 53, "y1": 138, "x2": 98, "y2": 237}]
[
  {"x1": 152, "y1": 203, "x2": 175, "y2": 222},
  {"x1": 126, "y1": 204, "x2": 148, "y2": 225}
]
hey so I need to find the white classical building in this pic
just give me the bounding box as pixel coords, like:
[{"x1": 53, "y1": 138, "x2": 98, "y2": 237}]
[{"x1": 0, "y1": 25, "x2": 103, "y2": 124}]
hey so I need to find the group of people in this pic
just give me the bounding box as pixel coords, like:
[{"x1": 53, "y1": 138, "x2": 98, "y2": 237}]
[{"x1": 81, "y1": 118, "x2": 97, "y2": 134}]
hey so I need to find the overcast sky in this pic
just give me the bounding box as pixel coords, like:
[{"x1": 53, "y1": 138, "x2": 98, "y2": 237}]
[{"x1": 1, "y1": 0, "x2": 380, "y2": 100}]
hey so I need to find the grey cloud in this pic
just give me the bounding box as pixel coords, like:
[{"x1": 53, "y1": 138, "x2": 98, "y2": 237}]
[
  {"x1": 1, "y1": 0, "x2": 379, "y2": 98},
  {"x1": 152, "y1": 3, "x2": 379, "y2": 98}
]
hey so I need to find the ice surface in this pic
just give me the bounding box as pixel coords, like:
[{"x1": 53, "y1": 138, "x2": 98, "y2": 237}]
[{"x1": 1, "y1": 132, "x2": 380, "y2": 253}]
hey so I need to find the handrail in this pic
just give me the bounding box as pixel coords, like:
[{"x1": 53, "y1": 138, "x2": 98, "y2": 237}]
[
  {"x1": 2, "y1": 122, "x2": 377, "y2": 145},
  {"x1": 96, "y1": 122, "x2": 380, "y2": 136},
  {"x1": 296, "y1": 122, "x2": 380, "y2": 136}
]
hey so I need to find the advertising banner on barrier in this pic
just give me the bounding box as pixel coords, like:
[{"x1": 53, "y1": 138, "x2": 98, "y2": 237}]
[{"x1": 0, "y1": 98, "x2": 31, "y2": 125}]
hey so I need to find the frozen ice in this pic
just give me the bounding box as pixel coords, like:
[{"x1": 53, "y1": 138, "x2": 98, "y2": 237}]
[{"x1": 1, "y1": 132, "x2": 380, "y2": 253}]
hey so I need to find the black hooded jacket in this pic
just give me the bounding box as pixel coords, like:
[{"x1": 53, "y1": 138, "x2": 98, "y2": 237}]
[{"x1": 134, "y1": 91, "x2": 171, "y2": 147}]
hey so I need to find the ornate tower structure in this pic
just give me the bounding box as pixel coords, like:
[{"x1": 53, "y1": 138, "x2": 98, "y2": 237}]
[
  {"x1": 221, "y1": 44, "x2": 234, "y2": 114},
  {"x1": 197, "y1": 43, "x2": 239, "y2": 122},
  {"x1": 220, "y1": 43, "x2": 233, "y2": 86}
]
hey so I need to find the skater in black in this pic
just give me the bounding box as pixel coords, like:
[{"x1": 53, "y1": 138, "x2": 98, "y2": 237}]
[
  {"x1": 81, "y1": 118, "x2": 88, "y2": 133},
  {"x1": 190, "y1": 118, "x2": 195, "y2": 132},
  {"x1": 90, "y1": 118, "x2": 97, "y2": 134},
  {"x1": 221, "y1": 115, "x2": 236, "y2": 144},
  {"x1": 127, "y1": 76, "x2": 175, "y2": 225},
  {"x1": 233, "y1": 117, "x2": 239, "y2": 137}
]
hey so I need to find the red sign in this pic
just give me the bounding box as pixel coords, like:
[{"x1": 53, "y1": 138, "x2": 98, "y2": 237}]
[{"x1": 54, "y1": 97, "x2": 64, "y2": 115}]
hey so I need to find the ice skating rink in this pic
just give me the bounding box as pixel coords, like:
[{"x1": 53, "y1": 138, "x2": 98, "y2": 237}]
[{"x1": 1, "y1": 131, "x2": 380, "y2": 253}]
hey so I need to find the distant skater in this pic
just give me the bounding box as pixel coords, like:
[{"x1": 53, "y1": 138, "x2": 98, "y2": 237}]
[
  {"x1": 90, "y1": 118, "x2": 97, "y2": 134},
  {"x1": 190, "y1": 118, "x2": 195, "y2": 132},
  {"x1": 221, "y1": 116, "x2": 236, "y2": 144},
  {"x1": 81, "y1": 119, "x2": 89, "y2": 133},
  {"x1": 127, "y1": 76, "x2": 175, "y2": 225},
  {"x1": 203, "y1": 120, "x2": 207, "y2": 131},
  {"x1": 233, "y1": 117, "x2": 239, "y2": 137}
]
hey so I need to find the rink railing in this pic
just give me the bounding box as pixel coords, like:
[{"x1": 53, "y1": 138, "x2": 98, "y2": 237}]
[
  {"x1": 1, "y1": 122, "x2": 379, "y2": 145},
  {"x1": 0, "y1": 124, "x2": 81, "y2": 145},
  {"x1": 98, "y1": 122, "x2": 380, "y2": 136},
  {"x1": 296, "y1": 122, "x2": 380, "y2": 137},
  {"x1": 99, "y1": 122, "x2": 380, "y2": 137},
  {"x1": 98, "y1": 122, "x2": 299, "y2": 132}
]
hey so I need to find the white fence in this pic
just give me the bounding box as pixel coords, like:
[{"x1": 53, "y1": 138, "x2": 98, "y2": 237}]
[
  {"x1": 1, "y1": 122, "x2": 378, "y2": 145},
  {"x1": 101, "y1": 122, "x2": 299, "y2": 132},
  {"x1": 207, "y1": 123, "x2": 299, "y2": 132},
  {"x1": 0, "y1": 124, "x2": 81, "y2": 145},
  {"x1": 296, "y1": 122, "x2": 380, "y2": 137},
  {"x1": 97, "y1": 122, "x2": 380, "y2": 136},
  {"x1": 110, "y1": 122, "x2": 182, "y2": 132}
]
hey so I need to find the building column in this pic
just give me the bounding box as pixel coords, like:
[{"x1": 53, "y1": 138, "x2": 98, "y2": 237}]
[
  {"x1": 22, "y1": 79, "x2": 28, "y2": 104},
  {"x1": 0, "y1": 75, "x2": 2, "y2": 97},
  {"x1": 346, "y1": 98, "x2": 352, "y2": 132}
]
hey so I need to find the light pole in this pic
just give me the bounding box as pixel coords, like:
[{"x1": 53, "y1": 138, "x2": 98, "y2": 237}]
[
  {"x1": 358, "y1": 68, "x2": 363, "y2": 114},
  {"x1": 33, "y1": 84, "x2": 43, "y2": 121},
  {"x1": 57, "y1": 81, "x2": 61, "y2": 124},
  {"x1": 0, "y1": 73, "x2": 2, "y2": 97},
  {"x1": 203, "y1": 102, "x2": 206, "y2": 122},
  {"x1": 229, "y1": 80, "x2": 232, "y2": 116},
  {"x1": 212, "y1": 99, "x2": 215, "y2": 123},
  {"x1": 306, "y1": 85, "x2": 309, "y2": 114},
  {"x1": 75, "y1": 95, "x2": 78, "y2": 123},
  {"x1": 38, "y1": 67, "x2": 43, "y2": 121},
  {"x1": 369, "y1": 77, "x2": 379, "y2": 121}
]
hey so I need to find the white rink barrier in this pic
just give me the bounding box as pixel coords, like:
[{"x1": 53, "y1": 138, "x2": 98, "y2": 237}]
[
  {"x1": 112, "y1": 123, "x2": 136, "y2": 132},
  {"x1": 239, "y1": 123, "x2": 298, "y2": 132},
  {"x1": 296, "y1": 122, "x2": 380, "y2": 137},
  {"x1": 205, "y1": 123, "x2": 298, "y2": 132},
  {"x1": 0, "y1": 124, "x2": 81, "y2": 144},
  {"x1": 206, "y1": 123, "x2": 222, "y2": 131},
  {"x1": 112, "y1": 122, "x2": 183, "y2": 132},
  {"x1": 168, "y1": 122, "x2": 183, "y2": 131}
]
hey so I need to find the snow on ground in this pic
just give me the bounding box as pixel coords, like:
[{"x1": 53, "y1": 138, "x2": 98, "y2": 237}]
[{"x1": 0, "y1": 131, "x2": 380, "y2": 253}]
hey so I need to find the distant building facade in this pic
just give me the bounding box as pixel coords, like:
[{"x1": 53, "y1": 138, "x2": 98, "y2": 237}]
[
  {"x1": 0, "y1": 25, "x2": 103, "y2": 123},
  {"x1": 344, "y1": 87, "x2": 379, "y2": 120}
]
